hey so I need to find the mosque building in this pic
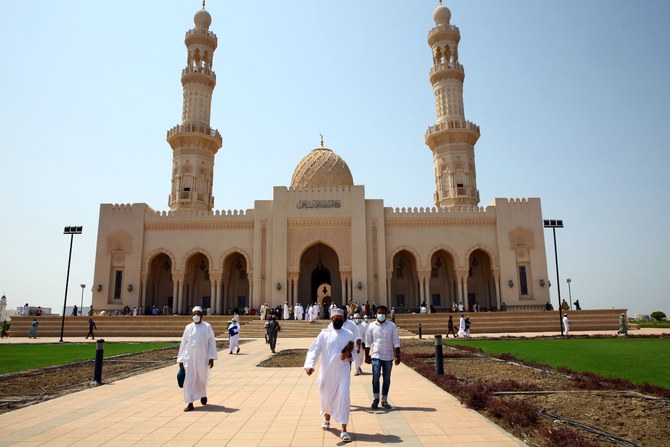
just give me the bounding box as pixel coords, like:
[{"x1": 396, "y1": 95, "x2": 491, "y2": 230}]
[{"x1": 92, "y1": 2, "x2": 550, "y2": 315}]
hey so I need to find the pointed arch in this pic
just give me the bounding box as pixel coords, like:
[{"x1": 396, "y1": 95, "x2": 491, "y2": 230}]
[
  {"x1": 387, "y1": 245, "x2": 423, "y2": 271},
  {"x1": 143, "y1": 248, "x2": 177, "y2": 274},
  {"x1": 465, "y1": 244, "x2": 498, "y2": 271},
  {"x1": 294, "y1": 238, "x2": 343, "y2": 271},
  {"x1": 219, "y1": 247, "x2": 251, "y2": 273},
  {"x1": 427, "y1": 245, "x2": 459, "y2": 269},
  {"x1": 181, "y1": 248, "x2": 214, "y2": 271}
]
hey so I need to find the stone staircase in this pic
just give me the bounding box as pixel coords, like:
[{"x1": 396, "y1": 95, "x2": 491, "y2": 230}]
[
  {"x1": 5, "y1": 309, "x2": 625, "y2": 339},
  {"x1": 393, "y1": 309, "x2": 626, "y2": 335}
]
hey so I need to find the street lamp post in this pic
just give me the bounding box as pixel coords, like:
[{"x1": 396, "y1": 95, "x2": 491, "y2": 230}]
[
  {"x1": 543, "y1": 219, "x2": 564, "y2": 336},
  {"x1": 566, "y1": 278, "x2": 572, "y2": 310},
  {"x1": 80, "y1": 284, "x2": 86, "y2": 317},
  {"x1": 60, "y1": 226, "x2": 83, "y2": 342}
]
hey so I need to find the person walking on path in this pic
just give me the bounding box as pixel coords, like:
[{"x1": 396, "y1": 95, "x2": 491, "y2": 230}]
[
  {"x1": 29, "y1": 319, "x2": 39, "y2": 338},
  {"x1": 446, "y1": 315, "x2": 457, "y2": 338},
  {"x1": 364, "y1": 305, "x2": 401, "y2": 410},
  {"x1": 617, "y1": 312, "x2": 628, "y2": 336},
  {"x1": 227, "y1": 317, "x2": 240, "y2": 354},
  {"x1": 457, "y1": 314, "x2": 466, "y2": 337},
  {"x1": 352, "y1": 313, "x2": 366, "y2": 375},
  {"x1": 85, "y1": 318, "x2": 97, "y2": 339},
  {"x1": 267, "y1": 315, "x2": 281, "y2": 353},
  {"x1": 304, "y1": 308, "x2": 355, "y2": 443},
  {"x1": 177, "y1": 306, "x2": 218, "y2": 412},
  {"x1": 562, "y1": 313, "x2": 571, "y2": 337}
]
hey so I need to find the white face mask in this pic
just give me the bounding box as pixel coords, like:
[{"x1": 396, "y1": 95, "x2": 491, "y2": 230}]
[
  {"x1": 192, "y1": 314, "x2": 202, "y2": 323},
  {"x1": 377, "y1": 314, "x2": 386, "y2": 322},
  {"x1": 354, "y1": 319, "x2": 361, "y2": 324}
]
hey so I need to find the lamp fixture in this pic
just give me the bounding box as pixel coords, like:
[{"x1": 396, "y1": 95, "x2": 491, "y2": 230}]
[
  {"x1": 434, "y1": 257, "x2": 442, "y2": 268},
  {"x1": 357, "y1": 281, "x2": 363, "y2": 290},
  {"x1": 96, "y1": 284, "x2": 103, "y2": 292},
  {"x1": 127, "y1": 284, "x2": 133, "y2": 292},
  {"x1": 539, "y1": 279, "x2": 546, "y2": 287},
  {"x1": 507, "y1": 279, "x2": 514, "y2": 288},
  {"x1": 276, "y1": 282, "x2": 282, "y2": 291}
]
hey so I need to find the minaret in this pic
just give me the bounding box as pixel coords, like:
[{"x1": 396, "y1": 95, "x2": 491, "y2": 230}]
[
  {"x1": 425, "y1": 1, "x2": 480, "y2": 208},
  {"x1": 167, "y1": 2, "x2": 222, "y2": 212}
]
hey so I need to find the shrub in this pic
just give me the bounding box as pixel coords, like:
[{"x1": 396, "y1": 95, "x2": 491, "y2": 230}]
[
  {"x1": 539, "y1": 426, "x2": 601, "y2": 447},
  {"x1": 650, "y1": 311, "x2": 666, "y2": 321},
  {"x1": 486, "y1": 397, "x2": 538, "y2": 427}
]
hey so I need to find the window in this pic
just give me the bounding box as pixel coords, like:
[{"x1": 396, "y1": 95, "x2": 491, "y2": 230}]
[
  {"x1": 396, "y1": 295, "x2": 405, "y2": 307},
  {"x1": 114, "y1": 270, "x2": 123, "y2": 299},
  {"x1": 519, "y1": 266, "x2": 528, "y2": 295}
]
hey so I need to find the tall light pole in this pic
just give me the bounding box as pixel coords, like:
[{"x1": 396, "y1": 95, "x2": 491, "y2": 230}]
[
  {"x1": 60, "y1": 226, "x2": 83, "y2": 342},
  {"x1": 566, "y1": 278, "x2": 572, "y2": 310},
  {"x1": 80, "y1": 284, "x2": 86, "y2": 317},
  {"x1": 543, "y1": 219, "x2": 564, "y2": 336}
]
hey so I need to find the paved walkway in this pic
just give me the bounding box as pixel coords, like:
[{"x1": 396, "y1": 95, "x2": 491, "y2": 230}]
[{"x1": 0, "y1": 336, "x2": 526, "y2": 447}]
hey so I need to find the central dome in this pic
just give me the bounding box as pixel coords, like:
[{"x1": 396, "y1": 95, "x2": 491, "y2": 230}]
[{"x1": 291, "y1": 146, "x2": 354, "y2": 188}]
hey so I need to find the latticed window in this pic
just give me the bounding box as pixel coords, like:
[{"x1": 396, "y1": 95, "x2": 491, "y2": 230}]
[
  {"x1": 519, "y1": 266, "x2": 528, "y2": 295},
  {"x1": 114, "y1": 270, "x2": 123, "y2": 299}
]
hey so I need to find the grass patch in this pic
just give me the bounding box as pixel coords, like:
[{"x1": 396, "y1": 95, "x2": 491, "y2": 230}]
[
  {"x1": 445, "y1": 338, "x2": 670, "y2": 389},
  {"x1": 0, "y1": 342, "x2": 178, "y2": 374}
]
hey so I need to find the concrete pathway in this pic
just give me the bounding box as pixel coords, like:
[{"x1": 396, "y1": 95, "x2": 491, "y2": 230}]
[{"x1": 0, "y1": 336, "x2": 525, "y2": 447}]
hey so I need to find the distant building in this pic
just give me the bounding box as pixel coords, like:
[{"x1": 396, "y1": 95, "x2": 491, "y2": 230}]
[{"x1": 93, "y1": 4, "x2": 550, "y2": 315}]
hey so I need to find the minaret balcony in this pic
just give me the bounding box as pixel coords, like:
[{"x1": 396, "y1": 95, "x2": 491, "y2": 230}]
[
  {"x1": 428, "y1": 24, "x2": 460, "y2": 46},
  {"x1": 429, "y1": 62, "x2": 464, "y2": 83},
  {"x1": 426, "y1": 119, "x2": 479, "y2": 136},
  {"x1": 182, "y1": 66, "x2": 216, "y2": 79},
  {"x1": 425, "y1": 119, "x2": 480, "y2": 147},
  {"x1": 185, "y1": 28, "x2": 218, "y2": 48},
  {"x1": 167, "y1": 123, "x2": 223, "y2": 146}
]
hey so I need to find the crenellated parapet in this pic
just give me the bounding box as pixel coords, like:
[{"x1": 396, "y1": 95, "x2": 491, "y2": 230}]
[{"x1": 386, "y1": 205, "x2": 491, "y2": 215}]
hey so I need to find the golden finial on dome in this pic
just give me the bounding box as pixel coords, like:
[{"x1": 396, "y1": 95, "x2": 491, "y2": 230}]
[{"x1": 320, "y1": 133, "x2": 324, "y2": 147}]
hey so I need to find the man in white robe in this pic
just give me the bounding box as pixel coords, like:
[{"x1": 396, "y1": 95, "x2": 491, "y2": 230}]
[
  {"x1": 283, "y1": 302, "x2": 289, "y2": 320},
  {"x1": 457, "y1": 314, "x2": 466, "y2": 337},
  {"x1": 304, "y1": 308, "x2": 355, "y2": 443},
  {"x1": 563, "y1": 313, "x2": 571, "y2": 337},
  {"x1": 177, "y1": 306, "x2": 218, "y2": 412},
  {"x1": 298, "y1": 303, "x2": 305, "y2": 321},
  {"x1": 294, "y1": 303, "x2": 300, "y2": 321}
]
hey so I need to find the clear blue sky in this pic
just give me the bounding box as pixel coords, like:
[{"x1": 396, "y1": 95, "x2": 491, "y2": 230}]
[{"x1": 1, "y1": 1, "x2": 668, "y2": 317}]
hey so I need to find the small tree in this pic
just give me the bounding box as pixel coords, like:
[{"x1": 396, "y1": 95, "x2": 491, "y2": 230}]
[{"x1": 650, "y1": 311, "x2": 666, "y2": 322}]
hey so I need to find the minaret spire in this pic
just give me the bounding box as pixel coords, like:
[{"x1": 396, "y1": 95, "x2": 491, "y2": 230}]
[
  {"x1": 166, "y1": 5, "x2": 222, "y2": 212},
  {"x1": 425, "y1": 3, "x2": 480, "y2": 208}
]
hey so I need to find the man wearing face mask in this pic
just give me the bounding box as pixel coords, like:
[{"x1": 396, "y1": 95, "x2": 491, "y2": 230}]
[
  {"x1": 177, "y1": 306, "x2": 218, "y2": 412},
  {"x1": 365, "y1": 305, "x2": 401, "y2": 410},
  {"x1": 304, "y1": 308, "x2": 355, "y2": 443}
]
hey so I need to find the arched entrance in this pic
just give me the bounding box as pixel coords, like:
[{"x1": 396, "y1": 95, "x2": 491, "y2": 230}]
[
  {"x1": 223, "y1": 254, "x2": 249, "y2": 314},
  {"x1": 467, "y1": 249, "x2": 497, "y2": 311},
  {"x1": 428, "y1": 250, "x2": 457, "y2": 310},
  {"x1": 390, "y1": 251, "x2": 419, "y2": 313},
  {"x1": 146, "y1": 253, "x2": 174, "y2": 312},
  {"x1": 184, "y1": 253, "x2": 211, "y2": 312},
  {"x1": 298, "y1": 243, "x2": 341, "y2": 308}
]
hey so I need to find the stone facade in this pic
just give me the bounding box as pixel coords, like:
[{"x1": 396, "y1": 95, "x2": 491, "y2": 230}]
[{"x1": 92, "y1": 4, "x2": 550, "y2": 315}]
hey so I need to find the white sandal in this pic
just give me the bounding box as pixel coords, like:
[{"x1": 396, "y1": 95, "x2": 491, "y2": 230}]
[
  {"x1": 321, "y1": 419, "x2": 330, "y2": 430},
  {"x1": 340, "y1": 432, "x2": 352, "y2": 442}
]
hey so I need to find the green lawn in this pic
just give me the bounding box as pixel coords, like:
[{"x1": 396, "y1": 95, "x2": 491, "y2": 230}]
[
  {"x1": 444, "y1": 338, "x2": 670, "y2": 389},
  {"x1": 0, "y1": 342, "x2": 179, "y2": 374}
]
